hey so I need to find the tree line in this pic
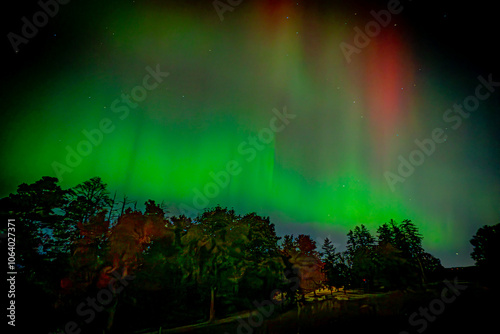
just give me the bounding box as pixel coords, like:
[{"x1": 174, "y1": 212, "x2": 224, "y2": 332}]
[{"x1": 1, "y1": 176, "x2": 494, "y2": 333}]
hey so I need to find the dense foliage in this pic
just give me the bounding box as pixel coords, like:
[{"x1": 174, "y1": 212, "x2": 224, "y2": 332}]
[
  {"x1": 470, "y1": 223, "x2": 500, "y2": 283},
  {"x1": 0, "y1": 176, "x2": 449, "y2": 333}
]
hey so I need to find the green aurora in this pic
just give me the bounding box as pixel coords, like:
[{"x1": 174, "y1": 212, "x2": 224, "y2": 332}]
[{"x1": 2, "y1": 0, "x2": 499, "y2": 267}]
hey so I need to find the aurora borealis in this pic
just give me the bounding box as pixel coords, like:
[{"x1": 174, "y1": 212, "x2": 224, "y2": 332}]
[{"x1": 2, "y1": 0, "x2": 499, "y2": 267}]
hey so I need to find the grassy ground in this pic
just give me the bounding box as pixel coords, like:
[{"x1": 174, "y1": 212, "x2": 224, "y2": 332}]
[{"x1": 136, "y1": 282, "x2": 498, "y2": 334}]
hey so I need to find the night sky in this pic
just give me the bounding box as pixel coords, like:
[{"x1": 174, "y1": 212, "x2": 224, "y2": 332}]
[{"x1": 2, "y1": 0, "x2": 499, "y2": 267}]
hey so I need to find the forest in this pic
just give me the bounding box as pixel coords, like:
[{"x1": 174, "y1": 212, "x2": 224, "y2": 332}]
[{"x1": 1, "y1": 176, "x2": 497, "y2": 333}]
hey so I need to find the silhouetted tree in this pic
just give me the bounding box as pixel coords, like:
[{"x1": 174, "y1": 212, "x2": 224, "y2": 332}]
[
  {"x1": 144, "y1": 199, "x2": 165, "y2": 217},
  {"x1": 420, "y1": 252, "x2": 444, "y2": 281},
  {"x1": 97, "y1": 209, "x2": 173, "y2": 330},
  {"x1": 65, "y1": 177, "x2": 112, "y2": 224},
  {"x1": 0, "y1": 177, "x2": 72, "y2": 333},
  {"x1": 347, "y1": 224, "x2": 375, "y2": 256},
  {"x1": 239, "y1": 213, "x2": 284, "y2": 299},
  {"x1": 320, "y1": 238, "x2": 349, "y2": 291},
  {"x1": 470, "y1": 223, "x2": 500, "y2": 280},
  {"x1": 321, "y1": 238, "x2": 336, "y2": 288},
  {"x1": 70, "y1": 210, "x2": 110, "y2": 288},
  {"x1": 346, "y1": 225, "x2": 376, "y2": 289},
  {"x1": 281, "y1": 234, "x2": 296, "y2": 257},
  {"x1": 372, "y1": 242, "x2": 414, "y2": 289},
  {"x1": 376, "y1": 219, "x2": 427, "y2": 285},
  {"x1": 180, "y1": 207, "x2": 250, "y2": 322},
  {"x1": 2, "y1": 176, "x2": 69, "y2": 268},
  {"x1": 399, "y1": 219, "x2": 424, "y2": 259},
  {"x1": 321, "y1": 238, "x2": 336, "y2": 262}
]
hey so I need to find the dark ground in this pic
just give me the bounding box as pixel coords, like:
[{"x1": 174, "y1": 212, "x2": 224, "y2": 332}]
[
  {"x1": 135, "y1": 275, "x2": 498, "y2": 334},
  {"x1": 12, "y1": 268, "x2": 497, "y2": 334}
]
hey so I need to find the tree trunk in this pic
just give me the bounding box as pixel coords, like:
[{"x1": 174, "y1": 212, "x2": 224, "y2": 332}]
[
  {"x1": 107, "y1": 191, "x2": 116, "y2": 222},
  {"x1": 417, "y1": 256, "x2": 426, "y2": 285},
  {"x1": 209, "y1": 286, "x2": 216, "y2": 322}
]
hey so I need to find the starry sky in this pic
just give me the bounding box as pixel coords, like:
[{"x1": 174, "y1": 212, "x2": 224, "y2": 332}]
[{"x1": 2, "y1": 0, "x2": 499, "y2": 267}]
